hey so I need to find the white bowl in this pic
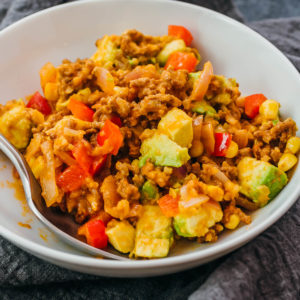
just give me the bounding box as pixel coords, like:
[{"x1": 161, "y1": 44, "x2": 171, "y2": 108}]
[{"x1": 0, "y1": 0, "x2": 299, "y2": 277}]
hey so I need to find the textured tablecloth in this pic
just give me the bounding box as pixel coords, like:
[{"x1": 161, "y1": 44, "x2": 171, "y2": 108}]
[{"x1": 0, "y1": 0, "x2": 300, "y2": 299}]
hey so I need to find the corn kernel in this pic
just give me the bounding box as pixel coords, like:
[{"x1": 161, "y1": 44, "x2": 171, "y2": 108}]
[
  {"x1": 169, "y1": 188, "x2": 178, "y2": 198},
  {"x1": 259, "y1": 99, "x2": 279, "y2": 120},
  {"x1": 225, "y1": 141, "x2": 238, "y2": 158},
  {"x1": 207, "y1": 185, "x2": 224, "y2": 201},
  {"x1": 278, "y1": 153, "x2": 298, "y2": 172},
  {"x1": 40, "y1": 62, "x2": 57, "y2": 89},
  {"x1": 285, "y1": 137, "x2": 300, "y2": 154},
  {"x1": 225, "y1": 214, "x2": 240, "y2": 230},
  {"x1": 44, "y1": 82, "x2": 58, "y2": 101},
  {"x1": 190, "y1": 140, "x2": 204, "y2": 157}
]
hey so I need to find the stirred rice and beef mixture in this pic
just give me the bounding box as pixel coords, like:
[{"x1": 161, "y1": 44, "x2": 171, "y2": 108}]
[{"x1": 1, "y1": 26, "x2": 299, "y2": 258}]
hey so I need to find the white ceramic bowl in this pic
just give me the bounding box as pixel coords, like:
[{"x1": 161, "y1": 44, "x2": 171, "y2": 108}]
[{"x1": 0, "y1": 0, "x2": 299, "y2": 277}]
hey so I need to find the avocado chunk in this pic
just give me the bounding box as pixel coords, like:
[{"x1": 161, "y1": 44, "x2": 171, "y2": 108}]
[
  {"x1": 191, "y1": 101, "x2": 217, "y2": 118},
  {"x1": 157, "y1": 39, "x2": 186, "y2": 65},
  {"x1": 0, "y1": 102, "x2": 33, "y2": 149},
  {"x1": 141, "y1": 180, "x2": 159, "y2": 203},
  {"x1": 174, "y1": 200, "x2": 223, "y2": 238},
  {"x1": 238, "y1": 157, "x2": 288, "y2": 206},
  {"x1": 106, "y1": 220, "x2": 135, "y2": 254},
  {"x1": 133, "y1": 205, "x2": 173, "y2": 258},
  {"x1": 158, "y1": 108, "x2": 193, "y2": 148},
  {"x1": 140, "y1": 133, "x2": 190, "y2": 168}
]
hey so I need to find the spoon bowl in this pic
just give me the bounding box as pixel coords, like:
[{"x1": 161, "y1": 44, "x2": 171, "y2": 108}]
[{"x1": 0, "y1": 134, "x2": 128, "y2": 260}]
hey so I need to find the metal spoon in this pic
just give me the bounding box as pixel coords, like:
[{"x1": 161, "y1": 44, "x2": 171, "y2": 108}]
[{"x1": 0, "y1": 134, "x2": 128, "y2": 260}]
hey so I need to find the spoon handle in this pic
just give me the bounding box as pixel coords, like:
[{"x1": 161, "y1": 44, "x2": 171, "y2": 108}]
[{"x1": 0, "y1": 134, "x2": 32, "y2": 200}]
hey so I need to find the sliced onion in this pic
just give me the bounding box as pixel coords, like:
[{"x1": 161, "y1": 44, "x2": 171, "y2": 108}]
[
  {"x1": 180, "y1": 194, "x2": 209, "y2": 209},
  {"x1": 193, "y1": 115, "x2": 203, "y2": 140},
  {"x1": 201, "y1": 121, "x2": 215, "y2": 154},
  {"x1": 94, "y1": 66, "x2": 115, "y2": 95},
  {"x1": 190, "y1": 61, "x2": 214, "y2": 101},
  {"x1": 211, "y1": 165, "x2": 229, "y2": 184},
  {"x1": 124, "y1": 65, "x2": 158, "y2": 81}
]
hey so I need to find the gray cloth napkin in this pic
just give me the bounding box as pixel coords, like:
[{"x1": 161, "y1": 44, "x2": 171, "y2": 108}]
[{"x1": 0, "y1": 0, "x2": 299, "y2": 299}]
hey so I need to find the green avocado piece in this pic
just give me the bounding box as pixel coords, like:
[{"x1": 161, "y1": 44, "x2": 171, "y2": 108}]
[
  {"x1": 191, "y1": 101, "x2": 217, "y2": 117},
  {"x1": 140, "y1": 133, "x2": 190, "y2": 168},
  {"x1": 141, "y1": 180, "x2": 159, "y2": 203},
  {"x1": 157, "y1": 39, "x2": 186, "y2": 66},
  {"x1": 173, "y1": 201, "x2": 223, "y2": 238},
  {"x1": 238, "y1": 157, "x2": 288, "y2": 206},
  {"x1": 174, "y1": 214, "x2": 203, "y2": 238},
  {"x1": 158, "y1": 108, "x2": 193, "y2": 148},
  {"x1": 133, "y1": 205, "x2": 173, "y2": 258}
]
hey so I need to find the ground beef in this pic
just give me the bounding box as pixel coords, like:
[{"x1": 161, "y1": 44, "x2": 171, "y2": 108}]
[
  {"x1": 141, "y1": 161, "x2": 173, "y2": 187},
  {"x1": 129, "y1": 93, "x2": 182, "y2": 125},
  {"x1": 114, "y1": 161, "x2": 141, "y2": 202},
  {"x1": 120, "y1": 29, "x2": 172, "y2": 58},
  {"x1": 223, "y1": 203, "x2": 251, "y2": 225},
  {"x1": 58, "y1": 58, "x2": 96, "y2": 101},
  {"x1": 254, "y1": 118, "x2": 296, "y2": 148},
  {"x1": 252, "y1": 118, "x2": 296, "y2": 162},
  {"x1": 220, "y1": 161, "x2": 238, "y2": 181},
  {"x1": 121, "y1": 126, "x2": 142, "y2": 158},
  {"x1": 93, "y1": 95, "x2": 131, "y2": 119}
]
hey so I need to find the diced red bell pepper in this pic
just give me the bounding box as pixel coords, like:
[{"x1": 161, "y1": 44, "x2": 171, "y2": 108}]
[
  {"x1": 213, "y1": 132, "x2": 232, "y2": 157},
  {"x1": 97, "y1": 119, "x2": 123, "y2": 155},
  {"x1": 158, "y1": 194, "x2": 179, "y2": 217},
  {"x1": 26, "y1": 91, "x2": 52, "y2": 115},
  {"x1": 78, "y1": 219, "x2": 108, "y2": 249},
  {"x1": 168, "y1": 25, "x2": 193, "y2": 46},
  {"x1": 72, "y1": 140, "x2": 107, "y2": 176},
  {"x1": 72, "y1": 141, "x2": 93, "y2": 174},
  {"x1": 244, "y1": 93, "x2": 267, "y2": 119},
  {"x1": 165, "y1": 51, "x2": 198, "y2": 72},
  {"x1": 68, "y1": 96, "x2": 94, "y2": 122},
  {"x1": 110, "y1": 115, "x2": 122, "y2": 127},
  {"x1": 90, "y1": 154, "x2": 107, "y2": 176},
  {"x1": 57, "y1": 164, "x2": 87, "y2": 192}
]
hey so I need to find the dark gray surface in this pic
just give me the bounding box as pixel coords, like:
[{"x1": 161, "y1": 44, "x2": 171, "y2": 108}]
[
  {"x1": 235, "y1": 0, "x2": 300, "y2": 22},
  {"x1": 0, "y1": 0, "x2": 300, "y2": 299}
]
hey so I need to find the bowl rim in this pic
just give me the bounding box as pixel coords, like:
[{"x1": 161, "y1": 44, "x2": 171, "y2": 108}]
[{"x1": 0, "y1": 0, "x2": 299, "y2": 270}]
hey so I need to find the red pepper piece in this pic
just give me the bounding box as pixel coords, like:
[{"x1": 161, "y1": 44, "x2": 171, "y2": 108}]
[
  {"x1": 26, "y1": 91, "x2": 52, "y2": 115},
  {"x1": 68, "y1": 96, "x2": 94, "y2": 122},
  {"x1": 168, "y1": 25, "x2": 193, "y2": 46},
  {"x1": 57, "y1": 164, "x2": 87, "y2": 192},
  {"x1": 97, "y1": 119, "x2": 123, "y2": 155},
  {"x1": 158, "y1": 194, "x2": 179, "y2": 217},
  {"x1": 165, "y1": 51, "x2": 198, "y2": 72},
  {"x1": 90, "y1": 155, "x2": 107, "y2": 176},
  {"x1": 213, "y1": 132, "x2": 232, "y2": 156},
  {"x1": 72, "y1": 141, "x2": 93, "y2": 174},
  {"x1": 244, "y1": 93, "x2": 267, "y2": 119},
  {"x1": 79, "y1": 219, "x2": 108, "y2": 249},
  {"x1": 110, "y1": 115, "x2": 122, "y2": 127}
]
